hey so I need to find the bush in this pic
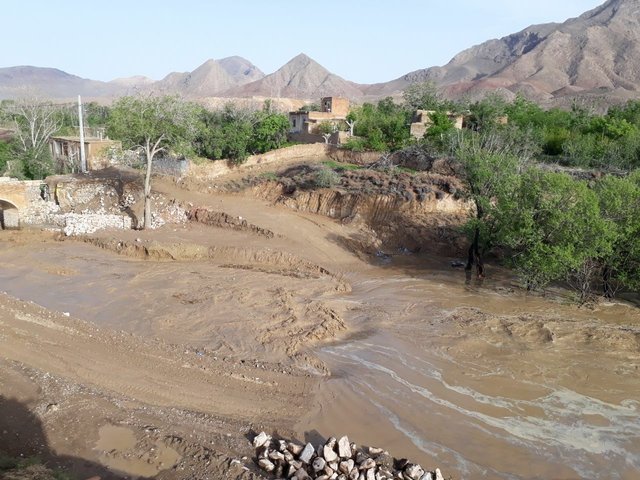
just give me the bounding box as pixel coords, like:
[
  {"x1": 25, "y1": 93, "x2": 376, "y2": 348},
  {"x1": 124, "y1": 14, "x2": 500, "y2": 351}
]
[{"x1": 314, "y1": 167, "x2": 341, "y2": 188}]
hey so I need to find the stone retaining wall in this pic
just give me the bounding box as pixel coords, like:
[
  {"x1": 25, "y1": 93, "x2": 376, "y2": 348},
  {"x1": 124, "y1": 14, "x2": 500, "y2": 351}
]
[
  {"x1": 49, "y1": 213, "x2": 133, "y2": 236},
  {"x1": 152, "y1": 157, "x2": 190, "y2": 177}
]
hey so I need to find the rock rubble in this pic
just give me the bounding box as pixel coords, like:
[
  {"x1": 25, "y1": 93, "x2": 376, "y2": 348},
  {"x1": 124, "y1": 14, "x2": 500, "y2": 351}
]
[{"x1": 253, "y1": 432, "x2": 445, "y2": 480}]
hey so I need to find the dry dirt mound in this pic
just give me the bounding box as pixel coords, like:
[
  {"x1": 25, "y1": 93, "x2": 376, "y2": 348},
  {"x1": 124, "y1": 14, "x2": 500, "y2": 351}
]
[
  {"x1": 74, "y1": 236, "x2": 349, "y2": 290},
  {"x1": 188, "y1": 207, "x2": 276, "y2": 238}
]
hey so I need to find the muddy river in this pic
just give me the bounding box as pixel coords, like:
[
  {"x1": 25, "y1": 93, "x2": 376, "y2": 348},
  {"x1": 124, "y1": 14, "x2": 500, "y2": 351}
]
[
  {"x1": 298, "y1": 260, "x2": 640, "y2": 479},
  {"x1": 1, "y1": 237, "x2": 638, "y2": 479}
]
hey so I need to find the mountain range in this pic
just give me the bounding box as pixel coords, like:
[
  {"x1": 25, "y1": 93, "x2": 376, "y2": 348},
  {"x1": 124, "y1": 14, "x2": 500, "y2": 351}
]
[{"x1": 1, "y1": 0, "x2": 638, "y2": 104}]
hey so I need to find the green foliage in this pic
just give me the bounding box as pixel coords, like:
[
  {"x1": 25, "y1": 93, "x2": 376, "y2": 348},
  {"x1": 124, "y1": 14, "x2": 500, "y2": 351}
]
[
  {"x1": 84, "y1": 102, "x2": 111, "y2": 127},
  {"x1": 298, "y1": 103, "x2": 320, "y2": 112},
  {"x1": 457, "y1": 145, "x2": 522, "y2": 253},
  {"x1": 193, "y1": 104, "x2": 290, "y2": 163},
  {"x1": 322, "y1": 160, "x2": 361, "y2": 171},
  {"x1": 431, "y1": 92, "x2": 640, "y2": 299},
  {"x1": 318, "y1": 121, "x2": 336, "y2": 135},
  {"x1": 251, "y1": 112, "x2": 289, "y2": 153},
  {"x1": 425, "y1": 111, "x2": 455, "y2": 144},
  {"x1": 497, "y1": 170, "x2": 612, "y2": 295},
  {"x1": 107, "y1": 95, "x2": 198, "y2": 157},
  {"x1": 20, "y1": 147, "x2": 55, "y2": 179},
  {"x1": 349, "y1": 98, "x2": 411, "y2": 152},
  {"x1": 594, "y1": 172, "x2": 640, "y2": 293},
  {"x1": 498, "y1": 95, "x2": 640, "y2": 170},
  {"x1": 1, "y1": 99, "x2": 61, "y2": 179},
  {"x1": 402, "y1": 81, "x2": 447, "y2": 111},
  {"x1": 313, "y1": 167, "x2": 341, "y2": 188},
  {"x1": 341, "y1": 136, "x2": 367, "y2": 152},
  {"x1": 0, "y1": 140, "x2": 12, "y2": 173}
]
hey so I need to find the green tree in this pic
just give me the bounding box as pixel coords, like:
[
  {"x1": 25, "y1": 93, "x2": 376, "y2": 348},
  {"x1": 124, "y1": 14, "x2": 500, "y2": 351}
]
[
  {"x1": 251, "y1": 112, "x2": 289, "y2": 153},
  {"x1": 467, "y1": 93, "x2": 508, "y2": 132},
  {"x1": 499, "y1": 169, "x2": 612, "y2": 300},
  {"x1": 2, "y1": 98, "x2": 59, "y2": 179},
  {"x1": 107, "y1": 95, "x2": 198, "y2": 229},
  {"x1": 595, "y1": 172, "x2": 640, "y2": 297},
  {"x1": 452, "y1": 130, "x2": 526, "y2": 277},
  {"x1": 402, "y1": 81, "x2": 445, "y2": 111},
  {"x1": 425, "y1": 111, "x2": 455, "y2": 145},
  {"x1": 0, "y1": 141, "x2": 13, "y2": 174},
  {"x1": 350, "y1": 99, "x2": 411, "y2": 152}
]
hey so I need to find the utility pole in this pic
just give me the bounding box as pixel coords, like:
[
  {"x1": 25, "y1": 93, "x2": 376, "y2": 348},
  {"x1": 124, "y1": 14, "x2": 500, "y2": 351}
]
[{"x1": 78, "y1": 95, "x2": 87, "y2": 173}]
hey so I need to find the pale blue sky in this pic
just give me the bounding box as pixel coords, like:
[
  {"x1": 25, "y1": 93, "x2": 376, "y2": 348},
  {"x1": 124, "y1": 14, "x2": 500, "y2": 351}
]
[{"x1": 1, "y1": 0, "x2": 604, "y2": 83}]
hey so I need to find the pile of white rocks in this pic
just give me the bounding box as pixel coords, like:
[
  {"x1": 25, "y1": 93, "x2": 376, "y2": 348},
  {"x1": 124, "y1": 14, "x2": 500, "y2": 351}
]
[
  {"x1": 253, "y1": 432, "x2": 445, "y2": 480},
  {"x1": 55, "y1": 213, "x2": 133, "y2": 236}
]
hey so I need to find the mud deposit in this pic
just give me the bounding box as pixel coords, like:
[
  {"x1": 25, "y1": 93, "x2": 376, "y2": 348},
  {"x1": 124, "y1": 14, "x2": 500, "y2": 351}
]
[{"x1": 1, "y1": 189, "x2": 639, "y2": 479}]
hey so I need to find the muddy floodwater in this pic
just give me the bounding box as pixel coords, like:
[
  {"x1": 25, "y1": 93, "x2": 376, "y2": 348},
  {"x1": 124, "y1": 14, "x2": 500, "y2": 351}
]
[{"x1": 1, "y1": 235, "x2": 639, "y2": 480}]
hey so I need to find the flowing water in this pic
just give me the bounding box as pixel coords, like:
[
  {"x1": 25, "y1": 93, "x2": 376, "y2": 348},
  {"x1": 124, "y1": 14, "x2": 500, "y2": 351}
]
[
  {"x1": 1, "y1": 237, "x2": 639, "y2": 479},
  {"x1": 298, "y1": 260, "x2": 640, "y2": 479}
]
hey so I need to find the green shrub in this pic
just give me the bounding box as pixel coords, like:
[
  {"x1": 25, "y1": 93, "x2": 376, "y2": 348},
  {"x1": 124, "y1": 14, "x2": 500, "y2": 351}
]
[{"x1": 314, "y1": 167, "x2": 340, "y2": 188}]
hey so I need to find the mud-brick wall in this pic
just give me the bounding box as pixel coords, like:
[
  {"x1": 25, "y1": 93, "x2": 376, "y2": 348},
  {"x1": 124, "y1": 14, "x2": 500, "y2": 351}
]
[{"x1": 186, "y1": 144, "x2": 331, "y2": 181}]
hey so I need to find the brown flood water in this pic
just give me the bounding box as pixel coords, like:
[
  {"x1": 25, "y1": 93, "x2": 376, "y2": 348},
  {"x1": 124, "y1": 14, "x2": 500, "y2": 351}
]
[
  {"x1": 0, "y1": 238, "x2": 639, "y2": 479},
  {"x1": 298, "y1": 258, "x2": 640, "y2": 479}
]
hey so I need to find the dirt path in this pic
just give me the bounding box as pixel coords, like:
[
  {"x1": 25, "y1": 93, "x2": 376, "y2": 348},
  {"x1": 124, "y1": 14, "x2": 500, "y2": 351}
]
[{"x1": 0, "y1": 180, "x2": 371, "y2": 479}]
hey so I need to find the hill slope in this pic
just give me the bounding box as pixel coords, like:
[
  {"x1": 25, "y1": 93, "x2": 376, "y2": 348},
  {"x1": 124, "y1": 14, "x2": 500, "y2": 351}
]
[
  {"x1": 369, "y1": 0, "x2": 640, "y2": 101},
  {"x1": 1, "y1": 1, "x2": 638, "y2": 103},
  {"x1": 0, "y1": 66, "x2": 118, "y2": 100},
  {"x1": 223, "y1": 53, "x2": 363, "y2": 100}
]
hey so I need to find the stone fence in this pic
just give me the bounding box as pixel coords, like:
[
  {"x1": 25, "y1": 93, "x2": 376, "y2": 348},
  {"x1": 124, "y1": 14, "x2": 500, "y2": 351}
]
[{"x1": 152, "y1": 157, "x2": 190, "y2": 177}]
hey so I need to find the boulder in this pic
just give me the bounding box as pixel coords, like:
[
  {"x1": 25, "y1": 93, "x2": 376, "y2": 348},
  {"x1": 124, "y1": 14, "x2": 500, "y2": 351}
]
[
  {"x1": 324, "y1": 445, "x2": 339, "y2": 462},
  {"x1": 313, "y1": 457, "x2": 327, "y2": 472},
  {"x1": 404, "y1": 464, "x2": 424, "y2": 480},
  {"x1": 300, "y1": 442, "x2": 315, "y2": 463},
  {"x1": 258, "y1": 458, "x2": 275, "y2": 472},
  {"x1": 252, "y1": 431, "x2": 270, "y2": 448},
  {"x1": 338, "y1": 436, "x2": 352, "y2": 458}
]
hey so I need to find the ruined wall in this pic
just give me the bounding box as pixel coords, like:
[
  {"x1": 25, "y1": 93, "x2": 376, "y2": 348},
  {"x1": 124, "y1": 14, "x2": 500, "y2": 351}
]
[
  {"x1": 186, "y1": 144, "x2": 330, "y2": 181},
  {"x1": 0, "y1": 177, "x2": 42, "y2": 211},
  {"x1": 152, "y1": 157, "x2": 190, "y2": 177},
  {"x1": 0, "y1": 177, "x2": 52, "y2": 228},
  {"x1": 49, "y1": 213, "x2": 133, "y2": 236},
  {"x1": 326, "y1": 147, "x2": 382, "y2": 165}
]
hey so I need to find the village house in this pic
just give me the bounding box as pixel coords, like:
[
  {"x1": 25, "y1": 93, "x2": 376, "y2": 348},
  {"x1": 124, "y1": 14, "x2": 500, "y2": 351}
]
[
  {"x1": 288, "y1": 97, "x2": 350, "y2": 144},
  {"x1": 49, "y1": 133, "x2": 121, "y2": 171},
  {"x1": 409, "y1": 110, "x2": 465, "y2": 139}
]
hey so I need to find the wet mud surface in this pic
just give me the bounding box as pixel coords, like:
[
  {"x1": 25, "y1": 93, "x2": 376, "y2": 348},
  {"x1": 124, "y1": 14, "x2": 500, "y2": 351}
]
[{"x1": 1, "y1": 185, "x2": 639, "y2": 479}]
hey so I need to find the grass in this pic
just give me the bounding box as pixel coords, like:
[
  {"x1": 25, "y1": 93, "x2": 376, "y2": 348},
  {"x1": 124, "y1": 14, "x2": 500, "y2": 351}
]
[
  {"x1": 258, "y1": 171, "x2": 279, "y2": 181},
  {"x1": 0, "y1": 454, "x2": 77, "y2": 480},
  {"x1": 322, "y1": 160, "x2": 362, "y2": 171},
  {"x1": 0, "y1": 454, "x2": 42, "y2": 471}
]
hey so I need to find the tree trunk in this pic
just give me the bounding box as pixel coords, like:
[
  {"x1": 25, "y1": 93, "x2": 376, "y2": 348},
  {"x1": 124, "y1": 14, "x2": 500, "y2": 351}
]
[
  {"x1": 602, "y1": 265, "x2": 613, "y2": 299},
  {"x1": 142, "y1": 143, "x2": 153, "y2": 230},
  {"x1": 464, "y1": 226, "x2": 485, "y2": 278},
  {"x1": 465, "y1": 203, "x2": 485, "y2": 278}
]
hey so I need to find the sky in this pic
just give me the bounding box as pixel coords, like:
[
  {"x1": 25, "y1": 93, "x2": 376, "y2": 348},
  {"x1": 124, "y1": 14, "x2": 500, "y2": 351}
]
[{"x1": 1, "y1": 0, "x2": 605, "y2": 84}]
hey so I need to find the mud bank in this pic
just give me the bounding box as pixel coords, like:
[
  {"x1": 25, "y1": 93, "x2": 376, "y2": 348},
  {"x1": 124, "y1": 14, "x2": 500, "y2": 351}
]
[{"x1": 2, "y1": 170, "x2": 640, "y2": 479}]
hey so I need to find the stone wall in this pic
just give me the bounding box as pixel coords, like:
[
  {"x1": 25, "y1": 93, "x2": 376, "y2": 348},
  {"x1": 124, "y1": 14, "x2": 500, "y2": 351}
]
[
  {"x1": 49, "y1": 213, "x2": 133, "y2": 236},
  {"x1": 152, "y1": 157, "x2": 190, "y2": 177}
]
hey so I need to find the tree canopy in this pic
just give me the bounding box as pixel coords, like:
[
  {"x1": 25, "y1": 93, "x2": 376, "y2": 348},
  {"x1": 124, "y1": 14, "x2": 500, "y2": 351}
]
[{"x1": 107, "y1": 95, "x2": 199, "y2": 228}]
